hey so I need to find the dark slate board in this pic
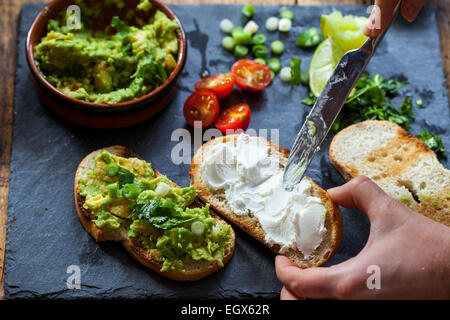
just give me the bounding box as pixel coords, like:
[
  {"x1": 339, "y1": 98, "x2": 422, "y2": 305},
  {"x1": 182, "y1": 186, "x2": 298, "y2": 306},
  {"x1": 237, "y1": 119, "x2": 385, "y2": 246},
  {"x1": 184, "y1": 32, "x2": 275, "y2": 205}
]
[{"x1": 5, "y1": 3, "x2": 449, "y2": 299}]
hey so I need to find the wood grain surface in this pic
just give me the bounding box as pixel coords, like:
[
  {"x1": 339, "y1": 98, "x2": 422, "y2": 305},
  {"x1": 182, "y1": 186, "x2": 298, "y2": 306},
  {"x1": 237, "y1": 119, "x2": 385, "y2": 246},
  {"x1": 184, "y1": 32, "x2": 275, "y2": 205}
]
[{"x1": 0, "y1": 0, "x2": 449, "y2": 299}]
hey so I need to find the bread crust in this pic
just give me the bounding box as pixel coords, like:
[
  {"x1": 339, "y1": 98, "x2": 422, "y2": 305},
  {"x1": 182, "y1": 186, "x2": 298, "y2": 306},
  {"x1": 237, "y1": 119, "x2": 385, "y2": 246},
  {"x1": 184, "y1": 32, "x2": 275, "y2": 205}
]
[
  {"x1": 74, "y1": 146, "x2": 235, "y2": 281},
  {"x1": 190, "y1": 135, "x2": 343, "y2": 268}
]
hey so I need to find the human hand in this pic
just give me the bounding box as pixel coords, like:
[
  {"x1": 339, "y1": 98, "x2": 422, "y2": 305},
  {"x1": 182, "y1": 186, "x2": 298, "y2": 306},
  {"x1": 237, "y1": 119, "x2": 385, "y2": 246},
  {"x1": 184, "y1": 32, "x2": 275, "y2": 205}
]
[
  {"x1": 365, "y1": 0, "x2": 427, "y2": 38},
  {"x1": 275, "y1": 176, "x2": 450, "y2": 299}
]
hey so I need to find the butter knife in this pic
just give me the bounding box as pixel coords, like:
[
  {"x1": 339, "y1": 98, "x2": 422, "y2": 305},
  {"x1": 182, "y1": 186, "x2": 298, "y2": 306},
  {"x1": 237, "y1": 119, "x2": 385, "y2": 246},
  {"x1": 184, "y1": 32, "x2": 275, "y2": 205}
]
[{"x1": 283, "y1": 0, "x2": 401, "y2": 191}]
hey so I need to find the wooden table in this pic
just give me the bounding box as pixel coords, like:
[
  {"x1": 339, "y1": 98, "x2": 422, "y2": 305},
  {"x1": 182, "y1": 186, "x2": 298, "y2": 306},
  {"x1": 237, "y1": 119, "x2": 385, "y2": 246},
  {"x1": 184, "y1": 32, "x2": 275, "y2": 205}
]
[{"x1": 0, "y1": 0, "x2": 448, "y2": 299}]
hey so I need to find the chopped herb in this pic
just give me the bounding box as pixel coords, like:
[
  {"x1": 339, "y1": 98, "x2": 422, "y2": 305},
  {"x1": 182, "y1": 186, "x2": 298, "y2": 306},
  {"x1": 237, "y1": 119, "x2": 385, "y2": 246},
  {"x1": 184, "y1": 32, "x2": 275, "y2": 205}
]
[
  {"x1": 132, "y1": 198, "x2": 196, "y2": 230},
  {"x1": 290, "y1": 57, "x2": 301, "y2": 87},
  {"x1": 416, "y1": 98, "x2": 425, "y2": 108},
  {"x1": 416, "y1": 131, "x2": 447, "y2": 155}
]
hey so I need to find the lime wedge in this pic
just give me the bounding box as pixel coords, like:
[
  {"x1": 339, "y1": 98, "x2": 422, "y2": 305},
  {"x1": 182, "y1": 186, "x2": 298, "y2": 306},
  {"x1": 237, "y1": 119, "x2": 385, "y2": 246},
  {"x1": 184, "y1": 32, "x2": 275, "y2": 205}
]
[
  {"x1": 309, "y1": 38, "x2": 345, "y2": 97},
  {"x1": 321, "y1": 11, "x2": 368, "y2": 52}
]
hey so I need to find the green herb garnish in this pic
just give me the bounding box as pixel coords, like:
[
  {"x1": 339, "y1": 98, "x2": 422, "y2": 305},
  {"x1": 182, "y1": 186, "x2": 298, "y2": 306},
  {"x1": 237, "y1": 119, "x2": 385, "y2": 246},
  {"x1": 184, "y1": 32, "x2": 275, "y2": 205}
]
[
  {"x1": 416, "y1": 131, "x2": 447, "y2": 155},
  {"x1": 290, "y1": 57, "x2": 301, "y2": 87}
]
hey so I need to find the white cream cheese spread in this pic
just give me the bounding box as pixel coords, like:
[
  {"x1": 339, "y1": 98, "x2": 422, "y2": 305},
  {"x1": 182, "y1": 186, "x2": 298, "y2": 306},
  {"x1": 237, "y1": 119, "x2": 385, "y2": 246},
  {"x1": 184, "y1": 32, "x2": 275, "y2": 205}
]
[{"x1": 200, "y1": 134, "x2": 327, "y2": 257}]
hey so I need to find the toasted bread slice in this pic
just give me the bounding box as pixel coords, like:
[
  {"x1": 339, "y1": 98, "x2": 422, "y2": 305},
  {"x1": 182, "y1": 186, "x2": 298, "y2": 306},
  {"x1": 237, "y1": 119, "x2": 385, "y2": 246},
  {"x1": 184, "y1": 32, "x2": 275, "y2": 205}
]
[
  {"x1": 329, "y1": 120, "x2": 450, "y2": 226},
  {"x1": 74, "y1": 146, "x2": 235, "y2": 281},
  {"x1": 190, "y1": 135, "x2": 343, "y2": 268}
]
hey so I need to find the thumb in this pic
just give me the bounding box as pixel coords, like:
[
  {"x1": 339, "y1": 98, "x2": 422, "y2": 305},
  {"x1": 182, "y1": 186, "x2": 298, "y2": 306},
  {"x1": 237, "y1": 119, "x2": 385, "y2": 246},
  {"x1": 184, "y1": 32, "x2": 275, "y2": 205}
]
[{"x1": 327, "y1": 176, "x2": 405, "y2": 225}]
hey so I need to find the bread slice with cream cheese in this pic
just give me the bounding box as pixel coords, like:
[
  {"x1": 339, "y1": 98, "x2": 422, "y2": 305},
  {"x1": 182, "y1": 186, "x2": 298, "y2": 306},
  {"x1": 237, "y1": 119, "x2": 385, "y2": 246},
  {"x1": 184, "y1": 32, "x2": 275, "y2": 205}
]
[{"x1": 190, "y1": 135, "x2": 343, "y2": 268}]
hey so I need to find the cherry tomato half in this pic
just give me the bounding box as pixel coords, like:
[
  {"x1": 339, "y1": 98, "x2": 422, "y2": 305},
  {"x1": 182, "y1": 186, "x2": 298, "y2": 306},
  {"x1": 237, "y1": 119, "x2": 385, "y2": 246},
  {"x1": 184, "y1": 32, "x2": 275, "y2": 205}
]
[
  {"x1": 215, "y1": 104, "x2": 251, "y2": 134},
  {"x1": 231, "y1": 59, "x2": 272, "y2": 92},
  {"x1": 183, "y1": 89, "x2": 220, "y2": 128},
  {"x1": 194, "y1": 73, "x2": 235, "y2": 99}
]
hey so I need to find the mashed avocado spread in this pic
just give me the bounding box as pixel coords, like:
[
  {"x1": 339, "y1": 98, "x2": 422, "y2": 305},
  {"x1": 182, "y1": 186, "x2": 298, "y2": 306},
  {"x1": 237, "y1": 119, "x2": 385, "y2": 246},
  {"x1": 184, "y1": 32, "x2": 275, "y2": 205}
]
[
  {"x1": 78, "y1": 150, "x2": 232, "y2": 272},
  {"x1": 34, "y1": 0, "x2": 179, "y2": 104}
]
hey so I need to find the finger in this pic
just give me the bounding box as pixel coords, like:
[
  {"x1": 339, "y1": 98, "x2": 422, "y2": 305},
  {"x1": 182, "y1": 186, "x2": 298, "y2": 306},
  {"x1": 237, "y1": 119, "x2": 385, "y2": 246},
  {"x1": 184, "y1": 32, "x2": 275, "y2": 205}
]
[
  {"x1": 327, "y1": 176, "x2": 398, "y2": 223},
  {"x1": 275, "y1": 255, "x2": 341, "y2": 299},
  {"x1": 364, "y1": 0, "x2": 398, "y2": 38},
  {"x1": 401, "y1": 0, "x2": 427, "y2": 22},
  {"x1": 280, "y1": 286, "x2": 302, "y2": 300}
]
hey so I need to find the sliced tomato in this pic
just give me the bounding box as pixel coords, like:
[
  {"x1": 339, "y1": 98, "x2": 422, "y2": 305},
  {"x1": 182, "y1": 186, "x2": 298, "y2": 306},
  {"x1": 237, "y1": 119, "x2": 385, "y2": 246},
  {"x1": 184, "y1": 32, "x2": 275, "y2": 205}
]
[
  {"x1": 231, "y1": 59, "x2": 272, "y2": 92},
  {"x1": 194, "y1": 73, "x2": 235, "y2": 99},
  {"x1": 183, "y1": 89, "x2": 220, "y2": 128},
  {"x1": 215, "y1": 104, "x2": 251, "y2": 134}
]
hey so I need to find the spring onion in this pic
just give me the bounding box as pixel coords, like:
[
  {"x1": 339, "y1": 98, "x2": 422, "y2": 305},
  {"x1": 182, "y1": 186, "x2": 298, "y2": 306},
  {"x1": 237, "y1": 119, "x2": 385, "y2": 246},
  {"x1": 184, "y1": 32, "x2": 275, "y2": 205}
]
[
  {"x1": 234, "y1": 44, "x2": 249, "y2": 58},
  {"x1": 106, "y1": 182, "x2": 119, "y2": 198},
  {"x1": 280, "y1": 9, "x2": 294, "y2": 20},
  {"x1": 278, "y1": 18, "x2": 292, "y2": 32},
  {"x1": 290, "y1": 57, "x2": 301, "y2": 86},
  {"x1": 254, "y1": 58, "x2": 266, "y2": 64},
  {"x1": 222, "y1": 36, "x2": 236, "y2": 51},
  {"x1": 105, "y1": 162, "x2": 119, "y2": 177},
  {"x1": 244, "y1": 20, "x2": 259, "y2": 34},
  {"x1": 155, "y1": 182, "x2": 170, "y2": 197},
  {"x1": 233, "y1": 30, "x2": 253, "y2": 45},
  {"x1": 300, "y1": 71, "x2": 309, "y2": 85},
  {"x1": 268, "y1": 58, "x2": 281, "y2": 73},
  {"x1": 271, "y1": 40, "x2": 284, "y2": 55},
  {"x1": 252, "y1": 44, "x2": 268, "y2": 59},
  {"x1": 280, "y1": 67, "x2": 292, "y2": 82},
  {"x1": 242, "y1": 5, "x2": 256, "y2": 18},
  {"x1": 265, "y1": 16, "x2": 279, "y2": 32},
  {"x1": 231, "y1": 26, "x2": 243, "y2": 37},
  {"x1": 296, "y1": 27, "x2": 321, "y2": 48},
  {"x1": 191, "y1": 221, "x2": 205, "y2": 236},
  {"x1": 122, "y1": 183, "x2": 141, "y2": 199},
  {"x1": 220, "y1": 19, "x2": 234, "y2": 33},
  {"x1": 252, "y1": 33, "x2": 267, "y2": 45},
  {"x1": 270, "y1": 70, "x2": 276, "y2": 81}
]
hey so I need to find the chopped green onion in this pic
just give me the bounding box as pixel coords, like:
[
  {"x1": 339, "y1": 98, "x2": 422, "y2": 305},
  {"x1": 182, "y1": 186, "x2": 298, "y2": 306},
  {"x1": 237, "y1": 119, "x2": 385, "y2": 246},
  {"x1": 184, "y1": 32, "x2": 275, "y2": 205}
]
[
  {"x1": 122, "y1": 183, "x2": 141, "y2": 199},
  {"x1": 300, "y1": 71, "x2": 309, "y2": 85},
  {"x1": 280, "y1": 9, "x2": 294, "y2": 20},
  {"x1": 268, "y1": 58, "x2": 281, "y2": 73},
  {"x1": 254, "y1": 58, "x2": 266, "y2": 64},
  {"x1": 280, "y1": 67, "x2": 292, "y2": 82},
  {"x1": 252, "y1": 33, "x2": 267, "y2": 45},
  {"x1": 265, "y1": 16, "x2": 279, "y2": 32},
  {"x1": 233, "y1": 30, "x2": 253, "y2": 45},
  {"x1": 105, "y1": 162, "x2": 119, "y2": 177},
  {"x1": 106, "y1": 182, "x2": 119, "y2": 198},
  {"x1": 271, "y1": 40, "x2": 284, "y2": 55},
  {"x1": 270, "y1": 70, "x2": 276, "y2": 81},
  {"x1": 252, "y1": 44, "x2": 268, "y2": 60},
  {"x1": 101, "y1": 152, "x2": 113, "y2": 164},
  {"x1": 416, "y1": 98, "x2": 425, "y2": 108},
  {"x1": 220, "y1": 19, "x2": 234, "y2": 33},
  {"x1": 222, "y1": 36, "x2": 236, "y2": 51},
  {"x1": 296, "y1": 27, "x2": 321, "y2": 48},
  {"x1": 231, "y1": 26, "x2": 243, "y2": 37},
  {"x1": 191, "y1": 221, "x2": 205, "y2": 236},
  {"x1": 241, "y1": 5, "x2": 256, "y2": 18},
  {"x1": 290, "y1": 57, "x2": 301, "y2": 86},
  {"x1": 278, "y1": 18, "x2": 292, "y2": 32},
  {"x1": 244, "y1": 20, "x2": 259, "y2": 34},
  {"x1": 234, "y1": 45, "x2": 249, "y2": 58}
]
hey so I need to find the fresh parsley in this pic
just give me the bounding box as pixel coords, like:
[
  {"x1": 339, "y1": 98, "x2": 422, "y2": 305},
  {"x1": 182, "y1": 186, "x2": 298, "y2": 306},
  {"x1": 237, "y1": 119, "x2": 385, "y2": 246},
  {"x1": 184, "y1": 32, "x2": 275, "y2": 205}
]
[
  {"x1": 118, "y1": 167, "x2": 134, "y2": 187},
  {"x1": 416, "y1": 131, "x2": 447, "y2": 155},
  {"x1": 132, "y1": 198, "x2": 196, "y2": 230}
]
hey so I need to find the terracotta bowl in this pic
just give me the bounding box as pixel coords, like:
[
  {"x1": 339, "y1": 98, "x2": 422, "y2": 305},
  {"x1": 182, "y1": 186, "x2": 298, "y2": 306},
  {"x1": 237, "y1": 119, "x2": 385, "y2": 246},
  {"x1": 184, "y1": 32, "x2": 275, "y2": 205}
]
[{"x1": 26, "y1": 0, "x2": 187, "y2": 129}]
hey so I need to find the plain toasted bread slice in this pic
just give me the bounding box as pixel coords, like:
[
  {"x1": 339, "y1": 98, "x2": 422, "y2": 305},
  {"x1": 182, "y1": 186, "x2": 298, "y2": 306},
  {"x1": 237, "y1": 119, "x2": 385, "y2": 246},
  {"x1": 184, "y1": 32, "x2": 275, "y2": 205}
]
[
  {"x1": 329, "y1": 120, "x2": 449, "y2": 226},
  {"x1": 74, "y1": 146, "x2": 235, "y2": 281},
  {"x1": 190, "y1": 135, "x2": 343, "y2": 268}
]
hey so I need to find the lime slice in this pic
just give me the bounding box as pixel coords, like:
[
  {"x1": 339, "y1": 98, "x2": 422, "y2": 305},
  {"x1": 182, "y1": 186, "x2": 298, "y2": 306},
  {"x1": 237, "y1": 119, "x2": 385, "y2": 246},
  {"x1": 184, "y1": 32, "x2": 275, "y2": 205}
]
[
  {"x1": 309, "y1": 38, "x2": 345, "y2": 97},
  {"x1": 321, "y1": 11, "x2": 368, "y2": 52}
]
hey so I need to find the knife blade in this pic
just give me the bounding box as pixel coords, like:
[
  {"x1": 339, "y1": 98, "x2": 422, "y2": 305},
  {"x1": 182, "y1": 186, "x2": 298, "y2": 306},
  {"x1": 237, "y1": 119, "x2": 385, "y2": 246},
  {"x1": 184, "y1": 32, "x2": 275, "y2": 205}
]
[{"x1": 282, "y1": 1, "x2": 401, "y2": 191}]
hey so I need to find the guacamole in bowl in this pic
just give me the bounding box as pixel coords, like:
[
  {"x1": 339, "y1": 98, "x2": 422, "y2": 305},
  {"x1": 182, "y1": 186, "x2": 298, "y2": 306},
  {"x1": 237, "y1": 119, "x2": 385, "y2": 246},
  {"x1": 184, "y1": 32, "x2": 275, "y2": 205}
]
[{"x1": 33, "y1": 0, "x2": 180, "y2": 104}]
